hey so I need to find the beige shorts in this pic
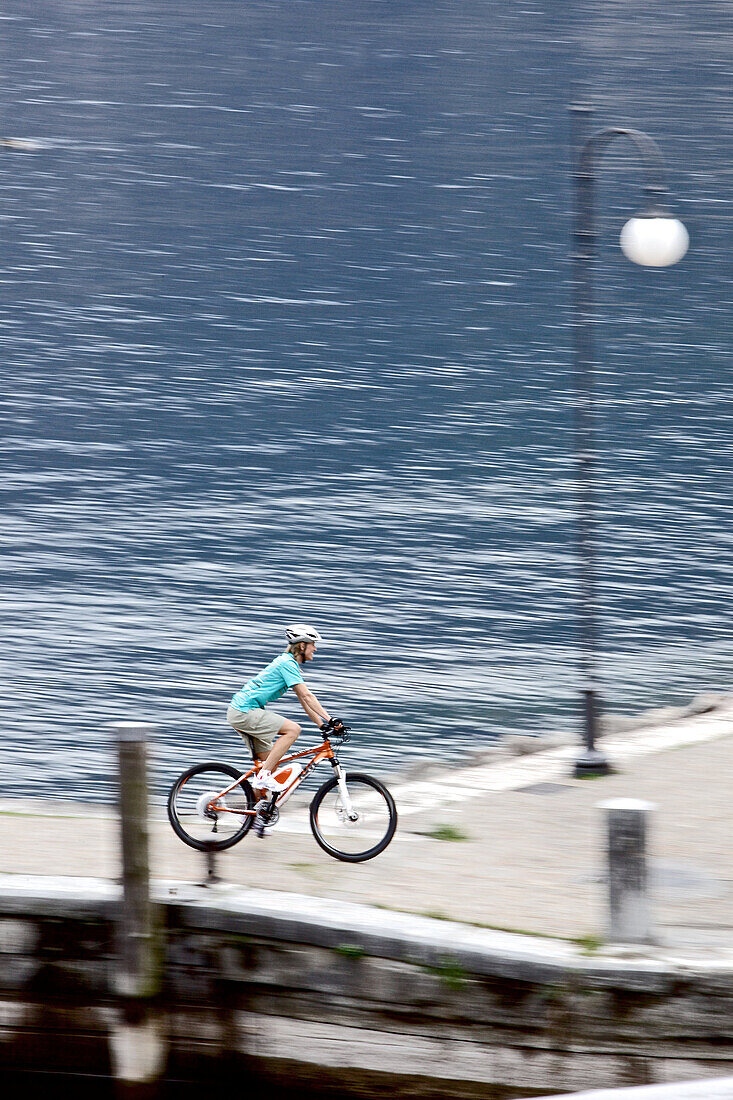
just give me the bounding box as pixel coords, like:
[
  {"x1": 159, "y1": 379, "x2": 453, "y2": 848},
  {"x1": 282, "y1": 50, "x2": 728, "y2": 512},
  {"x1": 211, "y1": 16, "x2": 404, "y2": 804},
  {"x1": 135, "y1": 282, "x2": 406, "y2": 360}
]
[{"x1": 227, "y1": 705, "x2": 285, "y2": 760}]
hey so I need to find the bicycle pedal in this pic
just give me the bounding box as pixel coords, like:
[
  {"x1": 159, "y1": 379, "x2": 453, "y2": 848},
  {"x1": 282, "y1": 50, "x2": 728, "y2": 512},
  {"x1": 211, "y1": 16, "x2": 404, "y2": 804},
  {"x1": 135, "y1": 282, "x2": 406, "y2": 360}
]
[{"x1": 254, "y1": 802, "x2": 271, "y2": 838}]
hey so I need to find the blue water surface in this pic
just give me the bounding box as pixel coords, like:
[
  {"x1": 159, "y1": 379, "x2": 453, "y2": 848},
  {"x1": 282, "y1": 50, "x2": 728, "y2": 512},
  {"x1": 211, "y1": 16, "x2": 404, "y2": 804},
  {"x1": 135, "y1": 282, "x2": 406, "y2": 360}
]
[{"x1": 0, "y1": 1, "x2": 731, "y2": 801}]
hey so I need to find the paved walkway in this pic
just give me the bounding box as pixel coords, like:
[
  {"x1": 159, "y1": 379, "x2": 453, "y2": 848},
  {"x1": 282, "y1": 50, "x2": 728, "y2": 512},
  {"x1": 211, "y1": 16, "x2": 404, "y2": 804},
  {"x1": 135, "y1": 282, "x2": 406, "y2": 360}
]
[{"x1": 2, "y1": 700, "x2": 732, "y2": 949}]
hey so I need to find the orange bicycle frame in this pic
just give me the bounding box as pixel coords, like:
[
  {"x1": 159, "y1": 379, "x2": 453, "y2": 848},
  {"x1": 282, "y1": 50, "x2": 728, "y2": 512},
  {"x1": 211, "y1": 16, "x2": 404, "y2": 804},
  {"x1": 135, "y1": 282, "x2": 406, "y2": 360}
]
[{"x1": 202, "y1": 738, "x2": 337, "y2": 817}]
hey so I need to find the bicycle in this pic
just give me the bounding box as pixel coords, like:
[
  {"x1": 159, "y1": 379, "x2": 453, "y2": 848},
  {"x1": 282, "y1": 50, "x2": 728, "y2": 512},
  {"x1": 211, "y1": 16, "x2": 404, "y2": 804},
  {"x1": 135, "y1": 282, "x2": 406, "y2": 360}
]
[{"x1": 167, "y1": 721, "x2": 397, "y2": 863}]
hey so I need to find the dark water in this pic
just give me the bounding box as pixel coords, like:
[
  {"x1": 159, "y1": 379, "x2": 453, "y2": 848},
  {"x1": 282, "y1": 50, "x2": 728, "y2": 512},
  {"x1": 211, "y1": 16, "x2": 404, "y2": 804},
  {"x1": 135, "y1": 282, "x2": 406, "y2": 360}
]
[{"x1": 1, "y1": 1, "x2": 731, "y2": 803}]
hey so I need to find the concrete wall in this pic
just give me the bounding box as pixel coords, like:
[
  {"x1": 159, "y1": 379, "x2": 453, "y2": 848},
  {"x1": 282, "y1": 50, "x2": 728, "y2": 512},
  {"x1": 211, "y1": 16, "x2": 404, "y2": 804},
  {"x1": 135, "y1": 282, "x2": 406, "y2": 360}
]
[{"x1": 1, "y1": 876, "x2": 732, "y2": 1098}]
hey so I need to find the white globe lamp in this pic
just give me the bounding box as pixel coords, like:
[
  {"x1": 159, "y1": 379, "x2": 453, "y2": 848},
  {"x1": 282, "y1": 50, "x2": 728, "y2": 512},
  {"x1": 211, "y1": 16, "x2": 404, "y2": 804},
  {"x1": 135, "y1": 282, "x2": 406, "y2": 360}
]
[{"x1": 619, "y1": 215, "x2": 689, "y2": 267}]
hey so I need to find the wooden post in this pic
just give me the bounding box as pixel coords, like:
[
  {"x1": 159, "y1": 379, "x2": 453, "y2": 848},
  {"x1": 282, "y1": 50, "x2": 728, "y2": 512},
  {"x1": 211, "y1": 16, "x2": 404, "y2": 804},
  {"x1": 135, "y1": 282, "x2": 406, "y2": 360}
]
[
  {"x1": 599, "y1": 798, "x2": 656, "y2": 944},
  {"x1": 110, "y1": 723, "x2": 166, "y2": 1096}
]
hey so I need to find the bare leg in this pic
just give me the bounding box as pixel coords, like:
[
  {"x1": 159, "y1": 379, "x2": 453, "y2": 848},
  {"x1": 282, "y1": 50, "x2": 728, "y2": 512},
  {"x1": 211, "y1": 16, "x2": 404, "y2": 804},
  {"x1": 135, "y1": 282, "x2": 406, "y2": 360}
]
[{"x1": 262, "y1": 719, "x2": 301, "y2": 774}]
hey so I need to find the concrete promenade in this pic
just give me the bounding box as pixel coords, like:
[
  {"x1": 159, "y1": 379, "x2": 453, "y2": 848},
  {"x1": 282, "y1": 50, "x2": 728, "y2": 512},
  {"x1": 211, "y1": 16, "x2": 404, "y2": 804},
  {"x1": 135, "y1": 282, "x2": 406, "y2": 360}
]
[{"x1": 2, "y1": 696, "x2": 732, "y2": 950}]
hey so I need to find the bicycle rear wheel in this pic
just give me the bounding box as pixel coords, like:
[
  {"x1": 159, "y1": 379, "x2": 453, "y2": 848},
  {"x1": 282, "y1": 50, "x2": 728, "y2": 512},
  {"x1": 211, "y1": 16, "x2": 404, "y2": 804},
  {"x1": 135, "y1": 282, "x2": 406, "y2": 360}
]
[
  {"x1": 167, "y1": 762, "x2": 254, "y2": 851},
  {"x1": 309, "y1": 772, "x2": 397, "y2": 862}
]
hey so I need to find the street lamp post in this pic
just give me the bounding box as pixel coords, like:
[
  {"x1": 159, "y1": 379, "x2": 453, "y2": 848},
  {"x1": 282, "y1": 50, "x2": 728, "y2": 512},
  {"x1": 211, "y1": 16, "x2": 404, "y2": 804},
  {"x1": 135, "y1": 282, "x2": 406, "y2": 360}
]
[{"x1": 570, "y1": 104, "x2": 689, "y2": 778}]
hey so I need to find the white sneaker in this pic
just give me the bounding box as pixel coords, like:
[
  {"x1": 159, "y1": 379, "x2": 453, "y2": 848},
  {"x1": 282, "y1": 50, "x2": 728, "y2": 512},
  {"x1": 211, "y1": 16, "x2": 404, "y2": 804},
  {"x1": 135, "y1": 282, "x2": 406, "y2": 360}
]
[
  {"x1": 249, "y1": 769, "x2": 267, "y2": 792},
  {"x1": 249, "y1": 767, "x2": 274, "y2": 790},
  {"x1": 253, "y1": 769, "x2": 287, "y2": 793}
]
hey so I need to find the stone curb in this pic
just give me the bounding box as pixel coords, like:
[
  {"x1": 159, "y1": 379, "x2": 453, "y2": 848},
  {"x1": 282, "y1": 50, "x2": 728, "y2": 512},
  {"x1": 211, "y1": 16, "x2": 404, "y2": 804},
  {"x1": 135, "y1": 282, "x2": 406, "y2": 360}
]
[
  {"x1": 396, "y1": 694, "x2": 733, "y2": 778},
  {"x1": 527, "y1": 1077, "x2": 733, "y2": 1100},
  {"x1": 2, "y1": 874, "x2": 732, "y2": 993}
]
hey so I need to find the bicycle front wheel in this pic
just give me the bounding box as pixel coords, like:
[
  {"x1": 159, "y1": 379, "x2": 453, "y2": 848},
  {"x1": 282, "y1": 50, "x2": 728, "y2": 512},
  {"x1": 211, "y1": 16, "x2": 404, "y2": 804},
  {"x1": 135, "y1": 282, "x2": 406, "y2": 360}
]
[
  {"x1": 309, "y1": 772, "x2": 397, "y2": 862},
  {"x1": 167, "y1": 762, "x2": 255, "y2": 851}
]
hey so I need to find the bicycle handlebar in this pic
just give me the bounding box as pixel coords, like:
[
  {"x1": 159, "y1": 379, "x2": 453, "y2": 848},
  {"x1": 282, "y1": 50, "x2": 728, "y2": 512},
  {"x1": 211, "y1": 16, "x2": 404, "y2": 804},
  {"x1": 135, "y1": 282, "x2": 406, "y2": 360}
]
[
  {"x1": 321, "y1": 717, "x2": 352, "y2": 742},
  {"x1": 321, "y1": 717, "x2": 348, "y2": 731}
]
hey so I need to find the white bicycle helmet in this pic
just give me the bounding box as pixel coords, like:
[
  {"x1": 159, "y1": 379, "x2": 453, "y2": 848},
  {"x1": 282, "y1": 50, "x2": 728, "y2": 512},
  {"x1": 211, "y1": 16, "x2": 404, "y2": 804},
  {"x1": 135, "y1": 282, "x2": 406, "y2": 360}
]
[{"x1": 285, "y1": 623, "x2": 322, "y2": 645}]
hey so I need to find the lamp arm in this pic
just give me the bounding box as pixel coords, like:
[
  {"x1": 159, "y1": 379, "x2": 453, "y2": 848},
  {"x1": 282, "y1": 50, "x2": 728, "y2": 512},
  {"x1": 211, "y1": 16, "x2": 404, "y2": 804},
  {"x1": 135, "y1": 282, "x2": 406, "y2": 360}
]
[{"x1": 576, "y1": 127, "x2": 670, "y2": 224}]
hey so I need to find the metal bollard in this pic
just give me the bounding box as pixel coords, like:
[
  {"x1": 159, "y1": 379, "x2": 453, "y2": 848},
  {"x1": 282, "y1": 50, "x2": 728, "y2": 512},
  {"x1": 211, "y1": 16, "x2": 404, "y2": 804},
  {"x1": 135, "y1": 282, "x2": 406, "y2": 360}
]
[
  {"x1": 110, "y1": 723, "x2": 166, "y2": 1096},
  {"x1": 202, "y1": 843, "x2": 220, "y2": 885},
  {"x1": 599, "y1": 798, "x2": 656, "y2": 944}
]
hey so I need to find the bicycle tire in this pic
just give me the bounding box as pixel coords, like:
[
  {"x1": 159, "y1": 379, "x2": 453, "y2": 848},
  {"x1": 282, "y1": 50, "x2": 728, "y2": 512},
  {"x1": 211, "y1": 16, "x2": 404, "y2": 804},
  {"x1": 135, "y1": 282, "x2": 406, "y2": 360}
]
[
  {"x1": 167, "y1": 762, "x2": 255, "y2": 851},
  {"x1": 309, "y1": 772, "x2": 397, "y2": 862}
]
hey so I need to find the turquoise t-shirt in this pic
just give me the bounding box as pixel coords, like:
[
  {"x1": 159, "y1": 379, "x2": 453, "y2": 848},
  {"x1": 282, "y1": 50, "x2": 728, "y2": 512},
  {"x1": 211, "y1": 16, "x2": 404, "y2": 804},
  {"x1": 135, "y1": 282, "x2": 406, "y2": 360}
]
[{"x1": 231, "y1": 653, "x2": 305, "y2": 711}]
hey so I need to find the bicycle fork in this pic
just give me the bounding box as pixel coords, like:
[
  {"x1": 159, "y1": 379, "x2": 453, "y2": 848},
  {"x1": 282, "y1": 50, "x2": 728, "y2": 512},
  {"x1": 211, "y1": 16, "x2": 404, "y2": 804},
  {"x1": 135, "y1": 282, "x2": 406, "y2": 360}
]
[{"x1": 332, "y1": 763, "x2": 358, "y2": 822}]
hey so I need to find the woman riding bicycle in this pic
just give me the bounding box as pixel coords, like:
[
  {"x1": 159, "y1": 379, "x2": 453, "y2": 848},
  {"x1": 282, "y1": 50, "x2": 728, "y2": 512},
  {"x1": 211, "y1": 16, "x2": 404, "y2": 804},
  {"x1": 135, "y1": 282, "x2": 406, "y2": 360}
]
[{"x1": 227, "y1": 623, "x2": 344, "y2": 793}]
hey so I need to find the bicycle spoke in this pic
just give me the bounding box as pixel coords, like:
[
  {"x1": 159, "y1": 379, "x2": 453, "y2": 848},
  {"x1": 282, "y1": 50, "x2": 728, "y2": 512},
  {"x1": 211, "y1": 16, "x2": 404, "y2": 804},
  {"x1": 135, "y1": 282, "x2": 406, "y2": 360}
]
[
  {"x1": 168, "y1": 763, "x2": 253, "y2": 851},
  {"x1": 310, "y1": 773, "x2": 397, "y2": 862}
]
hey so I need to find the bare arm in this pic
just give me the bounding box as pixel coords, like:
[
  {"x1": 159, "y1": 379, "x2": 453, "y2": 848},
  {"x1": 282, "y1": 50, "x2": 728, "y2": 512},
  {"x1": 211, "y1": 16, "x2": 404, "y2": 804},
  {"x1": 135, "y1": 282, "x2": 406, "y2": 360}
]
[{"x1": 292, "y1": 682, "x2": 330, "y2": 728}]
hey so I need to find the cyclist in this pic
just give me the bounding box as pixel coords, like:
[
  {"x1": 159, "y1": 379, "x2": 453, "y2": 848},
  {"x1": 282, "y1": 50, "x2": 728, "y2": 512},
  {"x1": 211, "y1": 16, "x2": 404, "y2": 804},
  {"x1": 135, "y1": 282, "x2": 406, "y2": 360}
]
[{"x1": 227, "y1": 624, "x2": 344, "y2": 793}]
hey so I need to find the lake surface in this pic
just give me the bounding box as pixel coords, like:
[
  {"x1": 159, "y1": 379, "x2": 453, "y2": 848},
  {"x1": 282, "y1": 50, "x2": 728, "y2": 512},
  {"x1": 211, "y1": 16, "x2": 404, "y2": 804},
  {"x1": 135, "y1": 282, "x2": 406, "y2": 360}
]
[{"x1": 1, "y1": 1, "x2": 731, "y2": 804}]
